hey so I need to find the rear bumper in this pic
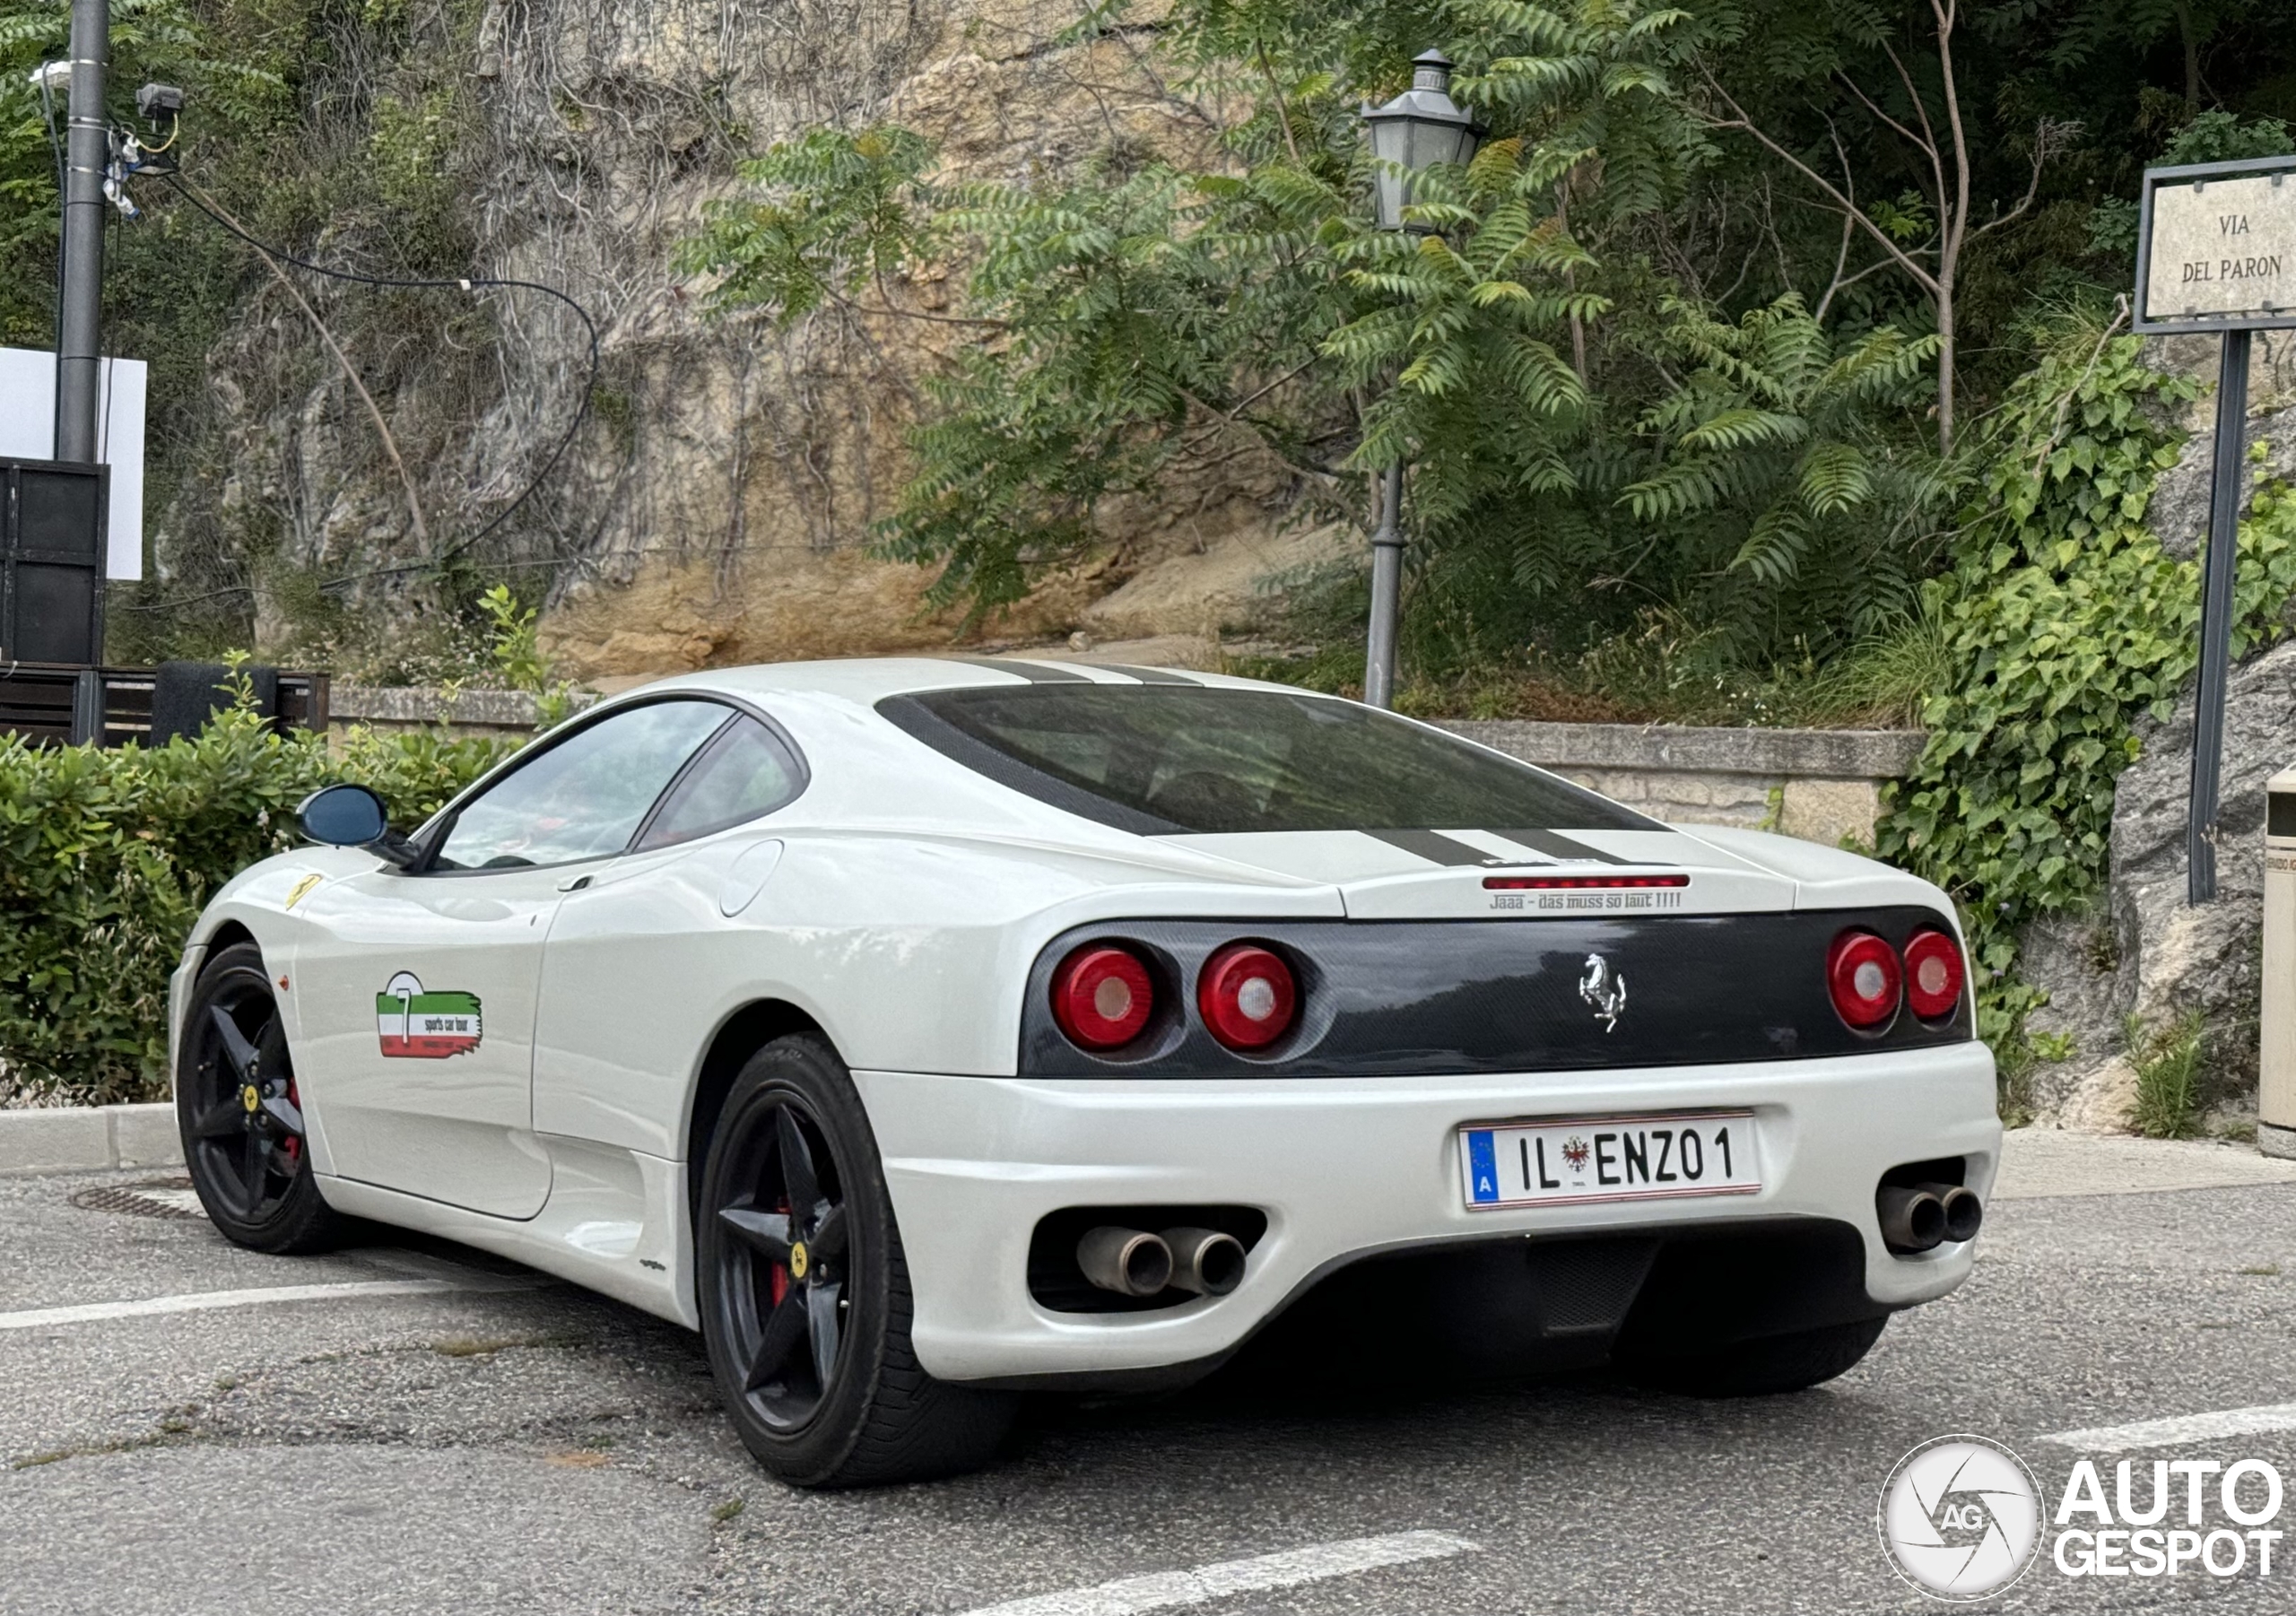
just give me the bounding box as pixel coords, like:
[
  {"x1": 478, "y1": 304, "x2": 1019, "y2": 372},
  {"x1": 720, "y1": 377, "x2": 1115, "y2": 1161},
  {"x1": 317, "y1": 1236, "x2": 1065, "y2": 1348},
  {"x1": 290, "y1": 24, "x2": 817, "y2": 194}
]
[{"x1": 854, "y1": 1040, "x2": 2000, "y2": 1383}]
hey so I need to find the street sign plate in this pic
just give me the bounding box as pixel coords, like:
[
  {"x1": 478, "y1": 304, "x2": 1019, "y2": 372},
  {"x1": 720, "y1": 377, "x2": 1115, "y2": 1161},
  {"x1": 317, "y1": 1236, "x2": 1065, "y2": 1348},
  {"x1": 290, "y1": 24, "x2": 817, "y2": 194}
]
[{"x1": 2135, "y1": 156, "x2": 2296, "y2": 334}]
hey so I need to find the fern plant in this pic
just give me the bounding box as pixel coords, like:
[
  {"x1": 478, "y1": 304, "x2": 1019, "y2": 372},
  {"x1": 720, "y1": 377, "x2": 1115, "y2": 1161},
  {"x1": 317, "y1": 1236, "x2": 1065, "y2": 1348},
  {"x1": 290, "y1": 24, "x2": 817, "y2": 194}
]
[{"x1": 1619, "y1": 295, "x2": 1949, "y2": 637}]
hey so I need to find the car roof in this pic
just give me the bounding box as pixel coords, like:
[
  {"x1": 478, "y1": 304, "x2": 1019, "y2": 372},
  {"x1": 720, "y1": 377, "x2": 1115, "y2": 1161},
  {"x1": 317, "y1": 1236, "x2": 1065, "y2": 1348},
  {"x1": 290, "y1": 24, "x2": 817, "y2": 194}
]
[{"x1": 624, "y1": 655, "x2": 1315, "y2": 706}]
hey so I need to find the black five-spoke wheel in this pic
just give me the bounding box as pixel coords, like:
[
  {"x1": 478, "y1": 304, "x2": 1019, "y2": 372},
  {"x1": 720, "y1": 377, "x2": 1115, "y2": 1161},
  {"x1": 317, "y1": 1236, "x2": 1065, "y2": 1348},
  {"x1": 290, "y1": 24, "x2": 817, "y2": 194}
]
[
  {"x1": 697, "y1": 1035, "x2": 1014, "y2": 1487},
  {"x1": 177, "y1": 942, "x2": 344, "y2": 1254},
  {"x1": 714, "y1": 1098, "x2": 850, "y2": 1429}
]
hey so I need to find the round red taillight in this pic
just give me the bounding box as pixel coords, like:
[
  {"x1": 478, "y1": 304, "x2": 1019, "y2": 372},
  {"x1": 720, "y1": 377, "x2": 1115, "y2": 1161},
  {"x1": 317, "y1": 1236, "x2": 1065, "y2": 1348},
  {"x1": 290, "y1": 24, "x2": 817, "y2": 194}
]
[
  {"x1": 1903, "y1": 928, "x2": 1966, "y2": 1021},
  {"x1": 1827, "y1": 931, "x2": 1901, "y2": 1030},
  {"x1": 1197, "y1": 943, "x2": 1299, "y2": 1051},
  {"x1": 1050, "y1": 945, "x2": 1154, "y2": 1051}
]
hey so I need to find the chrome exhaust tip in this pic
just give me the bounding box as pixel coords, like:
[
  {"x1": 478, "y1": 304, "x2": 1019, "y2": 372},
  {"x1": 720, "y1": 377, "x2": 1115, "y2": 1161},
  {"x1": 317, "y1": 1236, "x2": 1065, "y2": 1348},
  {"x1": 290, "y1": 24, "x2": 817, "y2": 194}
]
[
  {"x1": 1161, "y1": 1227, "x2": 1247, "y2": 1296},
  {"x1": 1920, "y1": 1183, "x2": 1984, "y2": 1245},
  {"x1": 1877, "y1": 1186, "x2": 1946, "y2": 1254},
  {"x1": 1077, "y1": 1226, "x2": 1173, "y2": 1297}
]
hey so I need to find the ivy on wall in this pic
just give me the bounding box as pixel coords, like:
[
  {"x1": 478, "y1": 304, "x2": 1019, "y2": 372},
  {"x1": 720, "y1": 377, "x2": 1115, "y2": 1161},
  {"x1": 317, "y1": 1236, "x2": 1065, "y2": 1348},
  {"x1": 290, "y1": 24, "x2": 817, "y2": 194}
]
[{"x1": 1877, "y1": 321, "x2": 2296, "y2": 1063}]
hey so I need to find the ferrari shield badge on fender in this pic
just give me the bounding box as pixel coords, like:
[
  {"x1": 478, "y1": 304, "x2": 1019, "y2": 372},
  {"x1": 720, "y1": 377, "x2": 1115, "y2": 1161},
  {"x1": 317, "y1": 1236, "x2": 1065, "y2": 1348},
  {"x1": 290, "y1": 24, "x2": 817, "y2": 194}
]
[{"x1": 375, "y1": 970, "x2": 483, "y2": 1058}]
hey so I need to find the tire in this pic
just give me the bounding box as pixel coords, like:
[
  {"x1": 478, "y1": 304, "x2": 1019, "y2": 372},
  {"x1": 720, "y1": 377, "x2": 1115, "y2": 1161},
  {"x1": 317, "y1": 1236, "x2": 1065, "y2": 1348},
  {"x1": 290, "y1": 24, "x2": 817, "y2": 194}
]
[
  {"x1": 177, "y1": 941, "x2": 348, "y2": 1255},
  {"x1": 1622, "y1": 1316, "x2": 1889, "y2": 1398},
  {"x1": 696, "y1": 1034, "x2": 1016, "y2": 1487}
]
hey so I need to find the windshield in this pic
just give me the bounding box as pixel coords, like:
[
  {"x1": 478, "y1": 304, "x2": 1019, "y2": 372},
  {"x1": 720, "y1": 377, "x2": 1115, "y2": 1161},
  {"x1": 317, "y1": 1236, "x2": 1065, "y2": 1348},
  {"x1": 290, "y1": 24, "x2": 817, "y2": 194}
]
[{"x1": 879, "y1": 685, "x2": 1653, "y2": 835}]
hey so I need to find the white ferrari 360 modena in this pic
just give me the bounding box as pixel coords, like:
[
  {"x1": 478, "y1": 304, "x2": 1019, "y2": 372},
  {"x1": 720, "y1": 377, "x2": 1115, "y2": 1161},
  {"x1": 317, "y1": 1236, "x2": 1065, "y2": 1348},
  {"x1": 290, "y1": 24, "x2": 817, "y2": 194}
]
[{"x1": 171, "y1": 656, "x2": 1999, "y2": 1486}]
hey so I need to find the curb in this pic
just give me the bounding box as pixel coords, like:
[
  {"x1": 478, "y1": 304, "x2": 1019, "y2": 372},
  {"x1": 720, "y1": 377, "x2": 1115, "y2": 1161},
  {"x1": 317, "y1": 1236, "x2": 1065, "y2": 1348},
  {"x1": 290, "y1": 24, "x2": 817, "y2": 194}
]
[{"x1": 0, "y1": 1103, "x2": 182, "y2": 1177}]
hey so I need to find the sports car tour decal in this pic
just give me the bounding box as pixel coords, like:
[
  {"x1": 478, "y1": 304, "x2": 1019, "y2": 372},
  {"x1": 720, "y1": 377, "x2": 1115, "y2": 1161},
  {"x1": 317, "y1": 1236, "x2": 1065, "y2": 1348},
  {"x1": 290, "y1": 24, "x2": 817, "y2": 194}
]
[{"x1": 375, "y1": 971, "x2": 483, "y2": 1058}]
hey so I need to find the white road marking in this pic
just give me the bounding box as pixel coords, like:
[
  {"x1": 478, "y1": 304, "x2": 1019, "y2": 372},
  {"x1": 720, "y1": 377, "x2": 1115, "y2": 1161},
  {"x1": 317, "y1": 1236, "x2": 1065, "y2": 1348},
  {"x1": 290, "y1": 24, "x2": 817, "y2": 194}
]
[
  {"x1": 954, "y1": 1531, "x2": 1480, "y2": 1616},
  {"x1": 0, "y1": 1280, "x2": 461, "y2": 1331},
  {"x1": 2043, "y1": 1402, "x2": 2296, "y2": 1452}
]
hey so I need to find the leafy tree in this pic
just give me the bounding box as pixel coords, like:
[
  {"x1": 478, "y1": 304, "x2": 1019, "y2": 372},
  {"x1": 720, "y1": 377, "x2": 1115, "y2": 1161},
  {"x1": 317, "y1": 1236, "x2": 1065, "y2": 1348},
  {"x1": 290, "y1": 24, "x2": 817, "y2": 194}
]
[
  {"x1": 1621, "y1": 294, "x2": 1946, "y2": 616},
  {"x1": 680, "y1": 0, "x2": 1958, "y2": 674}
]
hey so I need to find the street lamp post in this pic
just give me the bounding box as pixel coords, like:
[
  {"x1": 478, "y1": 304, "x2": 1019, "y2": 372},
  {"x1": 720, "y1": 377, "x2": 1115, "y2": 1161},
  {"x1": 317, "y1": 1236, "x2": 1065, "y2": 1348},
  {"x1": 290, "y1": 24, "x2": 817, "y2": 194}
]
[{"x1": 1358, "y1": 50, "x2": 1480, "y2": 708}]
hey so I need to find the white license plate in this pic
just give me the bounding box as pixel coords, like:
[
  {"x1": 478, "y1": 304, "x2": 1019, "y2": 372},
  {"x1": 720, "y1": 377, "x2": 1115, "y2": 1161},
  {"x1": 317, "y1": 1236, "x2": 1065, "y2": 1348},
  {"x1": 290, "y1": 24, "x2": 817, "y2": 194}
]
[{"x1": 1458, "y1": 1111, "x2": 1761, "y2": 1211}]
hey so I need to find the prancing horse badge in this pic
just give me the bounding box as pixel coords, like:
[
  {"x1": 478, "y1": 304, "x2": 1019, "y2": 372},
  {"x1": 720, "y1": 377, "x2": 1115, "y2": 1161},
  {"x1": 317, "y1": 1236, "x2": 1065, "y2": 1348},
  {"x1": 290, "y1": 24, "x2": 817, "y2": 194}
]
[{"x1": 1578, "y1": 953, "x2": 1626, "y2": 1033}]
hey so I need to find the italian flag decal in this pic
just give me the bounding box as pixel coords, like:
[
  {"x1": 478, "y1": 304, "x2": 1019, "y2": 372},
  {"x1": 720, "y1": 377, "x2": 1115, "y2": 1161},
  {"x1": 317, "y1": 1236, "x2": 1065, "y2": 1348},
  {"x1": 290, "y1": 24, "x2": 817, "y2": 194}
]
[{"x1": 376, "y1": 971, "x2": 483, "y2": 1059}]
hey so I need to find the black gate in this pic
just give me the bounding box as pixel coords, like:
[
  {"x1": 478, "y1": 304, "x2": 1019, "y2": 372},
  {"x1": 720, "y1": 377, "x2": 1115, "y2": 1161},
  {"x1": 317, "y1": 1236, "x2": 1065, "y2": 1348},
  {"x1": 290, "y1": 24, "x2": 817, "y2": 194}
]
[{"x1": 0, "y1": 456, "x2": 108, "y2": 665}]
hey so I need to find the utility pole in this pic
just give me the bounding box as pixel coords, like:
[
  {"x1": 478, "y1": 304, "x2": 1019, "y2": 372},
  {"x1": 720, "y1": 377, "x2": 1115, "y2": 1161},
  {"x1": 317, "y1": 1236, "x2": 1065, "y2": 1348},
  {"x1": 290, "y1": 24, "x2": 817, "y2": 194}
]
[{"x1": 54, "y1": 0, "x2": 109, "y2": 463}]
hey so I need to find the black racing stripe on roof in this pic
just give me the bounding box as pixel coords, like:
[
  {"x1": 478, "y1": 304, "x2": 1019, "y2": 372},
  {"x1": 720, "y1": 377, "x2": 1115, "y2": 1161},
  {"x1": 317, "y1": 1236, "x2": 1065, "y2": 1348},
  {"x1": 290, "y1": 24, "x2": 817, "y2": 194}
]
[
  {"x1": 1100, "y1": 663, "x2": 1202, "y2": 685},
  {"x1": 941, "y1": 656, "x2": 1093, "y2": 683},
  {"x1": 1488, "y1": 827, "x2": 1633, "y2": 866},
  {"x1": 1365, "y1": 829, "x2": 1520, "y2": 867}
]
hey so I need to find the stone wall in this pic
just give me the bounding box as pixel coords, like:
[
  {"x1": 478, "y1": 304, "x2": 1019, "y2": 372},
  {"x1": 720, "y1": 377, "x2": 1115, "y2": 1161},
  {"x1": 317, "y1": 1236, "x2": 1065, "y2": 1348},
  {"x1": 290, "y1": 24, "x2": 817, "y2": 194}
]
[
  {"x1": 327, "y1": 684, "x2": 598, "y2": 743},
  {"x1": 1439, "y1": 722, "x2": 1926, "y2": 847}
]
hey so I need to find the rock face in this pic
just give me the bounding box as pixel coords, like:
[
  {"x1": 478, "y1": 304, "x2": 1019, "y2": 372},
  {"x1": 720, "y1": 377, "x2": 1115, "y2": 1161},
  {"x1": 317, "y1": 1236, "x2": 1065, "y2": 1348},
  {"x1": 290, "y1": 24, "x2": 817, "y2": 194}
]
[
  {"x1": 177, "y1": 0, "x2": 1327, "y2": 678},
  {"x1": 2144, "y1": 329, "x2": 2296, "y2": 561},
  {"x1": 2022, "y1": 638, "x2": 2296, "y2": 1127}
]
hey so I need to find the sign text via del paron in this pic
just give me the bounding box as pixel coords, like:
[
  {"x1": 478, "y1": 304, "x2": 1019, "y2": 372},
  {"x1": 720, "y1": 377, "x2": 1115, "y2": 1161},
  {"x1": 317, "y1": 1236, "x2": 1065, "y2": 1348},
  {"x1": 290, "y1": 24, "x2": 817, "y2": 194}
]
[{"x1": 2146, "y1": 173, "x2": 2296, "y2": 322}]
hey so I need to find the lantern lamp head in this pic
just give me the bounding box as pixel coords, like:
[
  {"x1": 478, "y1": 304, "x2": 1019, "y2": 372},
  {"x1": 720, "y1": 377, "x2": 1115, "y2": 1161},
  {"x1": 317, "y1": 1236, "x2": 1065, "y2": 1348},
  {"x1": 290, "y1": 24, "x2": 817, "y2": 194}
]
[{"x1": 1361, "y1": 50, "x2": 1484, "y2": 232}]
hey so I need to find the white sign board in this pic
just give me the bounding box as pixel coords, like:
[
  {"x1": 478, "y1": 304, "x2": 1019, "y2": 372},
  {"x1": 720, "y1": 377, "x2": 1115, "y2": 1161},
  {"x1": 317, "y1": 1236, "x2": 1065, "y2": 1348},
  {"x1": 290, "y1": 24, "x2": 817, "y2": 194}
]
[
  {"x1": 0, "y1": 345, "x2": 146, "y2": 580},
  {"x1": 2135, "y1": 157, "x2": 2296, "y2": 334}
]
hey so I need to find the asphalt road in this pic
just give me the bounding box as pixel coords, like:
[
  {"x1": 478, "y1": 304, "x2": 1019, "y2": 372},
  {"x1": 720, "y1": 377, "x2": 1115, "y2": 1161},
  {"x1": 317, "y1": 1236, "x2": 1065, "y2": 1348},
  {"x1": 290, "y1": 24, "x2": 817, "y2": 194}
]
[{"x1": 5, "y1": 1134, "x2": 2296, "y2": 1615}]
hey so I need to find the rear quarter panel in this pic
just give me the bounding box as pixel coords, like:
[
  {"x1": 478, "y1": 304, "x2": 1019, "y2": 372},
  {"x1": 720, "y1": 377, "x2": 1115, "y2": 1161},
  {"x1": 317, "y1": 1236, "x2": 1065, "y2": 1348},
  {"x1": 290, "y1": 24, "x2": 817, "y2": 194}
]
[{"x1": 530, "y1": 828, "x2": 1344, "y2": 1160}]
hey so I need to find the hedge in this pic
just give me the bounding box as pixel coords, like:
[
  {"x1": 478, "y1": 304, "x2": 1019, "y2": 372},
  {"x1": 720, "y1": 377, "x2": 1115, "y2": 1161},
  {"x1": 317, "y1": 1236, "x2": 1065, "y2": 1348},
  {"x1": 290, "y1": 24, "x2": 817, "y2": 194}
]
[{"x1": 0, "y1": 708, "x2": 513, "y2": 1105}]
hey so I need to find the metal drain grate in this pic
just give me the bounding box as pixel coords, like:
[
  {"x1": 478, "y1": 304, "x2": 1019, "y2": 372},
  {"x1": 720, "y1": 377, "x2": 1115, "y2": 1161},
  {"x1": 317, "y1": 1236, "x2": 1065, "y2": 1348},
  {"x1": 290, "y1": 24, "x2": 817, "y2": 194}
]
[{"x1": 72, "y1": 1177, "x2": 206, "y2": 1221}]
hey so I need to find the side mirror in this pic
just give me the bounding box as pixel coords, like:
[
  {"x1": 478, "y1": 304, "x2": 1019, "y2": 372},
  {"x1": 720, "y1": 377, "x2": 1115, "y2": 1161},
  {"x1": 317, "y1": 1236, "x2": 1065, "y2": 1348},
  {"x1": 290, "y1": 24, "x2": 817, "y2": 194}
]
[{"x1": 297, "y1": 784, "x2": 390, "y2": 847}]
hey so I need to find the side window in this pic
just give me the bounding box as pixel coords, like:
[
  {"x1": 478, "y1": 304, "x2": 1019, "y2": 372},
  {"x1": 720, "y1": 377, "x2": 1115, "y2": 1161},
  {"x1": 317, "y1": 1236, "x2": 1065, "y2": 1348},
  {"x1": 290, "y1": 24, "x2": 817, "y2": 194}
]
[
  {"x1": 433, "y1": 700, "x2": 733, "y2": 871},
  {"x1": 633, "y1": 716, "x2": 804, "y2": 851}
]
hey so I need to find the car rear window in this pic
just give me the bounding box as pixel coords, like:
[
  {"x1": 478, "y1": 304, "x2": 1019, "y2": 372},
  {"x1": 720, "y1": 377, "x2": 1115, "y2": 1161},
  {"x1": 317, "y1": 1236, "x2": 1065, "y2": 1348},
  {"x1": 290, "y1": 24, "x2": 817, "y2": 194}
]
[{"x1": 878, "y1": 685, "x2": 1654, "y2": 834}]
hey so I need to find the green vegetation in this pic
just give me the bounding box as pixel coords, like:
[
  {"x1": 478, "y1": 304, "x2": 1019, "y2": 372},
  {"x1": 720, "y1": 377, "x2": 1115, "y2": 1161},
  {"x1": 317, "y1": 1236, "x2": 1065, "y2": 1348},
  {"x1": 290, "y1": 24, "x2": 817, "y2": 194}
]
[
  {"x1": 0, "y1": 702, "x2": 509, "y2": 1104},
  {"x1": 0, "y1": 577, "x2": 575, "y2": 1104},
  {"x1": 680, "y1": 3, "x2": 1969, "y2": 673},
  {"x1": 1878, "y1": 325, "x2": 2296, "y2": 1055},
  {"x1": 2126, "y1": 1010, "x2": 2205, "y2": 1140},
  {"x1": 477, "y1": 585, "x2": 583, "y2": 732}
]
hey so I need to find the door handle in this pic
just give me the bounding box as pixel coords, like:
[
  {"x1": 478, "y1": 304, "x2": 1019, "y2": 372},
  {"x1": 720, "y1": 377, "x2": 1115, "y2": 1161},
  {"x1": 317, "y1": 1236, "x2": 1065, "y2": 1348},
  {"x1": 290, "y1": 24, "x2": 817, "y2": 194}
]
[{"x1": 557, "y1": 873, "x2": 592, "y2": 892}]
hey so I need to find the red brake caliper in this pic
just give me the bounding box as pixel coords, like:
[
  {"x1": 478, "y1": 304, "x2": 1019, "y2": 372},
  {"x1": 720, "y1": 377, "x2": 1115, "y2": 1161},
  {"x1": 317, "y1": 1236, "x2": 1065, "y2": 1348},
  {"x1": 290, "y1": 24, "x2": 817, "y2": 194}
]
[
  {"x1": 768, "y1": 1195, "x2": 791, "y2": 1305},
  {"x1": 283, "y1": 1075, "x2": 302, "y2": 1164}
]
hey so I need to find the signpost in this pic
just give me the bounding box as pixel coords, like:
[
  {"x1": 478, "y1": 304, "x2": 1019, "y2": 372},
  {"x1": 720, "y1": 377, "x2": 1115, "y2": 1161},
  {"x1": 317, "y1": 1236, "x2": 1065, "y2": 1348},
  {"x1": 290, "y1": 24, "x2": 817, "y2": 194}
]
[{"x1": 2133, "y1": 154, "x2": 2296, "y2": 904}]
